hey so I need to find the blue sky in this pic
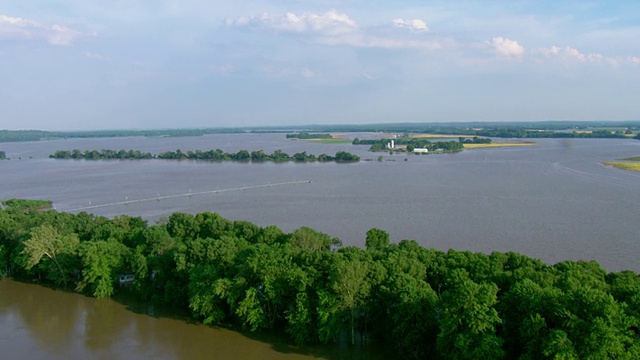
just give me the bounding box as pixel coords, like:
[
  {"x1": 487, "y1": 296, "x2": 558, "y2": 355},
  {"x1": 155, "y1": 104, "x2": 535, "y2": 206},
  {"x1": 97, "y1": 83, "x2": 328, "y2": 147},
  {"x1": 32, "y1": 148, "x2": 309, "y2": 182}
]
[{"x1": 1, "y1": 1, "x2": 639, "y2": 130}]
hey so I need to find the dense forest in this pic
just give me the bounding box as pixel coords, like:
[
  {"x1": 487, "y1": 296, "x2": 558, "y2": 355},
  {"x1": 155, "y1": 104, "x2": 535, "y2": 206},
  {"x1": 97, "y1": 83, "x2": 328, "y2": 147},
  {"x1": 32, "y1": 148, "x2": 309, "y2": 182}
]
[
  {"x1": 49, "y1": 149, "x2": 360, "y2": 163},
  {"x1": 1, "y1": 199, "x2": 639, "y2": 359}
]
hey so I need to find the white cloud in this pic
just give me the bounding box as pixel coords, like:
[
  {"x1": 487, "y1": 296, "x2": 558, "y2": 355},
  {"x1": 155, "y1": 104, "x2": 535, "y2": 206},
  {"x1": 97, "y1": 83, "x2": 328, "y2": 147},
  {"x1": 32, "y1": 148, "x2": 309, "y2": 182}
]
[
  {"x1": 529, "y1": 45, "x2": 640, "y2": 67},
  {"x1": 49, "y1": 25, "x2": 83, "y2": 45},
  {"x1": 0, "y1": 14, "x2": 37, "y2": 27},
  {"x1": 228, "y1": 10, "x2": 444, "y2": 51},
  {"x1": 392, "y1": 18, "x2": 429, "y2": 32},
  {"x1": 536, "y1": 46, "x2": 606, "y2": 63},
  {"x1": 487, "y1": 36, "x2": 524, "y2": 57},
  {"x1": 0, "y1": 14, "x2": 84, "y2": 45},
  {"x1": 227, "y1": 10, "x2": 356, "y2": 36}
]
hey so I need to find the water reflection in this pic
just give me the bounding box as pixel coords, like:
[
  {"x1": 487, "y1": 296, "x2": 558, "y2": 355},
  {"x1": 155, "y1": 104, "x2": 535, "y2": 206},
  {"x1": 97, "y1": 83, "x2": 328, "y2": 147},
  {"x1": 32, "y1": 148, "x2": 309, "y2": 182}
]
[
  {"x1": 0, "y1": 279, "x2": 382, "y2": 360},
  {"x1": 0, "y1": 280, "x2": 81, "y2": 355}
]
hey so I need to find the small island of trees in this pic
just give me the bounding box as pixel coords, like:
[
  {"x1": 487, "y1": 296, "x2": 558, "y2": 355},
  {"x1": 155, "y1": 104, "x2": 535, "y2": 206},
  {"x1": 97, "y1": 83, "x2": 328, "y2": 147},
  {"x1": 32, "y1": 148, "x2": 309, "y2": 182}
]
[
  {"x1": 49, "y1": 149, "x2": 360, "y2": 163},
  {"x1": 2, "y1": 198, "x2": 640, "y2": 359},
  {"x1": 286, "y1": 132, "x2": 333, "y2": 140},
  {"x1": 353, "y1": 136, "x2": 493, "y2": 153}
]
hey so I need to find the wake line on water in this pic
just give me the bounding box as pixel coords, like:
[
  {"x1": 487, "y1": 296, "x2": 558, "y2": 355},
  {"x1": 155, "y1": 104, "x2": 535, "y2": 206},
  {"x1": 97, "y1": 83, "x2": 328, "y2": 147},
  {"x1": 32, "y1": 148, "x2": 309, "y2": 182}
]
[{"x1": 64, "y1": 179, "x2": 314, "y2": 212}]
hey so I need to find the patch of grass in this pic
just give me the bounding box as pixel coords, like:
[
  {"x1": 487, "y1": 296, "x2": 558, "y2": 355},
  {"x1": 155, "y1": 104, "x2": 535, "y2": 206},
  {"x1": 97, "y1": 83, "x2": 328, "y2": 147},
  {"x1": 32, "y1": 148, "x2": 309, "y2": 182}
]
[
  {"x1": 463, "y1": 142, "x2": 536, "y2": 149},
  {"x1": 603, "y1": 161, "x2": 640, "y2": 172},
  {"x1": 619, "y1": 156, "x2": 640, "y2": 161}
]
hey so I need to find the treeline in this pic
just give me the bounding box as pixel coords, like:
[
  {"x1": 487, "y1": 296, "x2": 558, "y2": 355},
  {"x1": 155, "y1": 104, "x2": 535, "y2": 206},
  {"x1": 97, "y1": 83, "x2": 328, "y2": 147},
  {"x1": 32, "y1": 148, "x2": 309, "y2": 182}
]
[
  {"x1": 0, "y1": 151, "x2": 6, "y2": 160},
  {"x1": 285, "y1": 121, "x2": 640, "y2": 137},
  {"x1": 2, "y1": 199, "x2": 640, "y2": 359},
  {"x1": 3, "y1": 123, "x2": 639, "y2": 144},
  {"x1": 0, "y1": 129, "x2": 252, "y2": 143},
  {"x1": 286, "y1": 132, "x2": 333, "y2": 139},
  {"x1": 49, "y1": 149, "x2": 360, "y2": 163}
]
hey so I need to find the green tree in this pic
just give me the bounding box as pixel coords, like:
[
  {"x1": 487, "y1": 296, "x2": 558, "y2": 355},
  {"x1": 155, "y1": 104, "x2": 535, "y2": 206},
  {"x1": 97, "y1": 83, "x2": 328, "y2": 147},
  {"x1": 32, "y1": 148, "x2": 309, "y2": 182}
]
[
  {"x1": 290, "y1": 227, "x2": 340, "y2": 252},
  {"x1": 437, "y1": 273, "x2": 504, "y2": 360},
  {"x1": 166, "y1": 212, "x2": 199, "y2": 241},
  {"x1": 76, "y1": 239, "x2": 129, "y2": 298},
  {"x1": 250, "y1": 150, "x2": 267, "y2": 161},
  {"x1": 196, "y1": 212, "x2": 232, "y2": 239},
  {"x1": 365, "y1": 228, "x2": 389, "y2": 250},
  {"x1": 188, "y1": 264, "x2": 233, "y2": 324},
  {"x1": 329, "y1": 250, "x2": 372, "y2": 345},
  {"x1": 385, "y1": 273, "x2": 439, "y2": 358},
  {"x1": 22, "y1": 224, "x2": 79, "y2": 287},
  {"x1": 234, "y1": 150, "x2": 250, "y2": 161}
]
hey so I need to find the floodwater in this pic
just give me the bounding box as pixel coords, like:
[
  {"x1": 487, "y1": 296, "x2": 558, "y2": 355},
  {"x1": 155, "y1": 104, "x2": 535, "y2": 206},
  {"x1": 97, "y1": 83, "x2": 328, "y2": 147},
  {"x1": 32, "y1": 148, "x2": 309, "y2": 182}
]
[
  {"x1": 0, "y1": 279, "x2": 379, "y2": 360},
  {"x1": 1, "y1": 133, "x2": 639, "y2": 273},
  {"x1": 1, "y1": 133, "x2": 640, "y2": 359}
]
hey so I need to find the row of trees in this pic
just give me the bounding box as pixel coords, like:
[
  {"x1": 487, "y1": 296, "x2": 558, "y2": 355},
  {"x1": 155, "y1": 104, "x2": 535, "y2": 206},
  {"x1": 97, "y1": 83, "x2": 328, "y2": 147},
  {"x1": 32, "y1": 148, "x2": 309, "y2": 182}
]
[
  {"x1": 50, "y1": 149, "x2": 154, "y2": 160},
  {"x1": 286, "y1": 132, "x2": 333, "y2": 139},
  {"x1": 460, "y1": 136, "x2": 492, "y2": 144},
  {"x1": 49, "y1": 149, "x2": 360, "y2": 163},
  {"x1": 2, "y1": 199, "x2": 640, "y2": 359}
]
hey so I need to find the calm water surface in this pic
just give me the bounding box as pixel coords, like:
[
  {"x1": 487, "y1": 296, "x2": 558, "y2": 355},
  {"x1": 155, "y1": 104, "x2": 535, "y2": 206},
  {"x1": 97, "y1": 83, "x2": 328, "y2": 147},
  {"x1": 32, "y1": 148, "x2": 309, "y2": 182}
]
[
  {"x1": 0, "y1": 279, "x2": 380, "y2": 360},
  {"x1": 1, "y1": 133, "x2": 639, "y2": 273}
]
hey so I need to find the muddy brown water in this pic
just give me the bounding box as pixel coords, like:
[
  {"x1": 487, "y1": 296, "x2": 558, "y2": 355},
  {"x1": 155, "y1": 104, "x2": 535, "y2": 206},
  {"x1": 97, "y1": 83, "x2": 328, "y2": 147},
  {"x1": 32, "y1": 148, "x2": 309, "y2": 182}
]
[{"x1": 0, "y1": 279, "x2": 383, "y2": 360}]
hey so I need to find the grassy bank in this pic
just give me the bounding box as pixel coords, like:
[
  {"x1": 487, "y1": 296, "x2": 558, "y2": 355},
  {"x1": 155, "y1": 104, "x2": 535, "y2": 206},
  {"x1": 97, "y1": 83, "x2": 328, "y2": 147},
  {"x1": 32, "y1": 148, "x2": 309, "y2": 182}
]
[{"x1": 603, "y1": 161, "x2": 640, "y2": 172}]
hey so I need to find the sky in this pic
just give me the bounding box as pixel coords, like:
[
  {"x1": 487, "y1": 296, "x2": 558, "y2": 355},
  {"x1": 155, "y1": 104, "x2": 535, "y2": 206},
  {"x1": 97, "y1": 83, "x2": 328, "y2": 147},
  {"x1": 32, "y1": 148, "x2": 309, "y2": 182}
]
[{"x1": 1, "y1": 1, "x2": 639, "y2": 131}]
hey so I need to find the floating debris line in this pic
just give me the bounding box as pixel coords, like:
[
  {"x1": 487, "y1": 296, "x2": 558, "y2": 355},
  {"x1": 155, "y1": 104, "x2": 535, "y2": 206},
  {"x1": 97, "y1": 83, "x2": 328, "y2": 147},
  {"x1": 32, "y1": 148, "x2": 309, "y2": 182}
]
[{"x1": 65, "y1": 179, "x2": 314, "y2": 212}]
